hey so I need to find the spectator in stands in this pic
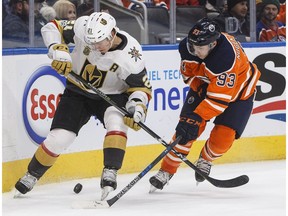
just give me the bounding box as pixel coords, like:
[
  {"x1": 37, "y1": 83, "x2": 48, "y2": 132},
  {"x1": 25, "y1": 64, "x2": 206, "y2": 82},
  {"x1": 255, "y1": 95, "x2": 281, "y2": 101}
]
[
  {"x1": 256, "y1": 0, "x2": 286, "y2": 41},
  {"x1": 109, "y1": 0, "x2": 124, "y2": 6},
  {"x1": 53, "y1": 0, "x2": 76, "y2": 20},
  {"x1": 214, "y1": 0, "x2": 250, "y2": 42},
  {"x1": 257, "y1": 0, "x2": 285, "y2": 23},
  {"x1": 46, "y1": 0, "x2": 57, "y2": 6},
  {"x1": 3, "y1": 0, "x2": 29, "y2": 41},
  {"x1": 69, "y1": 0, "x2": 79, "y2": 9},
  {"x1": 276, "y1": 0, "x2": 285, "y2": 24},
  {"x1": 77, "y1": 0, "x2": 123, "y2": 17},
  {"x1": 156, "y1": 0, "x2": 201, "y2": 9},
  {"x1": 3, "y1": 0, "x2": 52, "y2": 47},
  {"x1": 204, "y1": 0, "x2": 220, "y2": 12},
  {"x1": 39, "y1": 2, "x2": 56, "y2": 22},
  {"x1": 165, "y1": 0, "x2": 200, "y2": 8},
  {"x1": 256, "y1": 0, "x2": 263, "y2": 22},
  {"x1": 34, "y1": 0, "x2": 51, "y2": 36},
  {"x1": 223, "y1": 0, "x2": 228, "y2": 12},
  {"x1": 177, "y1": 0, "x2": 201, "y2": 5},
  {"x1": 77, "y1": 0, "x2": 94, "y2": 17},
  {"x1": 122, "y1": 0, "x2": 169, "y2": 10},
  {"x1": 2, "y1": 0, "x2": 11, "y2": 20}
]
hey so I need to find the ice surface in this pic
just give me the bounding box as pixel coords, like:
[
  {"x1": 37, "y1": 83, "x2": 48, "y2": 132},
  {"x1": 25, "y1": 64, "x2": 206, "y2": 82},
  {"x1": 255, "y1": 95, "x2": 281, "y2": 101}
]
[{"x1": 2, "y1": 160, "x2": 286, "y2": 216}]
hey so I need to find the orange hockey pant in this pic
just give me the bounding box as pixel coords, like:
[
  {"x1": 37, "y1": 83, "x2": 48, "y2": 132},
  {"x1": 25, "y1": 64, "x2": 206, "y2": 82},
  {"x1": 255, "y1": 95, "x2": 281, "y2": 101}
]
[{"x1": 161, "y1": 125, "x2": 236, "y2": 174}]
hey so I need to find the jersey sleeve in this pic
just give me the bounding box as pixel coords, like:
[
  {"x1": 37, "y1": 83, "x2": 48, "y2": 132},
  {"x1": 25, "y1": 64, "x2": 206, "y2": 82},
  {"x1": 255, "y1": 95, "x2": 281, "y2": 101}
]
[
  {"x1": 119, "y1": 34, "x2": 152, "y2": 99},
  {"x1": 41, "y1": 20, "x2": 76, "y2": 48},
  {"x1": 125, "y1": 69, "x2": 152, "y2": 100},
  {"x1": 178, "y1": 37, "x2": 204, "y2": 86}
]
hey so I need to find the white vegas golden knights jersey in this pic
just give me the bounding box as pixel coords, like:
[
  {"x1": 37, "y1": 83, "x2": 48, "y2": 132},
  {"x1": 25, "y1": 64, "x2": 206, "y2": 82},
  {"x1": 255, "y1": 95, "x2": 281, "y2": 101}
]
[{"x1": 41, "y1": 17, "x2": 152, "y2": 98}]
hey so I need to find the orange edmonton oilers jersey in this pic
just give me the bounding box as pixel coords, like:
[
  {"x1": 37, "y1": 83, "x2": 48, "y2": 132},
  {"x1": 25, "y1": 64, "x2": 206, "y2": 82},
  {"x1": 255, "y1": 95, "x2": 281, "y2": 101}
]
[
  {"x1": 178, "y1": 33, "x2": 261, "y2": 121},
  {"x1": 256, "y1": 20, "x2": 286, "y2": 42},
  {"x1": 276, "y1": 2, "x2": 286, "y2": 24}
]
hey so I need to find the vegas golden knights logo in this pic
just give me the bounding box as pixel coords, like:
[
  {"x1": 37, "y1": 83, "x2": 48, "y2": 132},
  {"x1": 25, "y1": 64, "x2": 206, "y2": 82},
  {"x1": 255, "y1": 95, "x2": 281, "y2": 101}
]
[
  {"x1": 100, "y1": 18, "x2": 107, "y2": 25},
  {"x1": 82, "y1": 64, "x2": 107, "y2": 88},
  {"x1": 83, "y1": 46, "x2": 91, "y2": 55}
]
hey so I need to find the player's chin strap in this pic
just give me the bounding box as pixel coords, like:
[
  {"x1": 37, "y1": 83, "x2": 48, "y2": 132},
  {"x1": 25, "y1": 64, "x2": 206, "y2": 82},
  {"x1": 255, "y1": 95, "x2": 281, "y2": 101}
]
[{"x1": 68, "y1": 72, "x2": 249, "y2": 189}]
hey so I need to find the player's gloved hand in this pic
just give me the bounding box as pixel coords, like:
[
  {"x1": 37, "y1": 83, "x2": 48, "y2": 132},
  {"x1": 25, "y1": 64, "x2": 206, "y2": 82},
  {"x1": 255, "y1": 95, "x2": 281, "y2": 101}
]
[
  {"x1": 50, "y1": 44, "x2": 72, "y2": 77},
  {"x1": 175, "y1": 112, "x2": 202, "y2": 144},
  {"x1": 124, "y1": 99, "x2": 147, "y2": 131},
  {"x1": 197, "y1": 83, "x2": 208, "y2": 99}
]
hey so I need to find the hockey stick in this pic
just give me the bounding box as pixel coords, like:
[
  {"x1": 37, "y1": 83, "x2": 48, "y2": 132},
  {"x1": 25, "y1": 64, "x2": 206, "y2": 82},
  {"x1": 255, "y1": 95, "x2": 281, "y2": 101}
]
[
  {"x1": 68, "y1": 72, "x2": 249, "y2": 188},
  {"x1": 72, "y1": 135, "x2": 182, "y2": 208}
]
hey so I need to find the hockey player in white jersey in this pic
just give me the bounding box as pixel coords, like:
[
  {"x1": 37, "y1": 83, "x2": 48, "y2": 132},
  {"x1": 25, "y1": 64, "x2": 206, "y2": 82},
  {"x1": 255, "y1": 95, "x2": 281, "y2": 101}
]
[{"x1": 15, "y1": 12, "x2": 152, "y2": 200}]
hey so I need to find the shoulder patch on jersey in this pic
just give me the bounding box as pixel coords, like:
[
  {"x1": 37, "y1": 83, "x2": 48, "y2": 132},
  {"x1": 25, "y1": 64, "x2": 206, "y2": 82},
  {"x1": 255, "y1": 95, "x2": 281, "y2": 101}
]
[
  {"x1": 83, "y1": 46, "x2": 91, "y2": 55},
  {"x1": 128, "y1": 46, "x2": 142, "y2": 62}
]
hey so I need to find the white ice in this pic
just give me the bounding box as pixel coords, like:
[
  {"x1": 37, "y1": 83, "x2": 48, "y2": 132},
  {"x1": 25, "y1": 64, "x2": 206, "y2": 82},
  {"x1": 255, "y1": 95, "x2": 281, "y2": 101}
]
[{"x1": 2, "y1": 160, "x2": 286, "y2": 216}]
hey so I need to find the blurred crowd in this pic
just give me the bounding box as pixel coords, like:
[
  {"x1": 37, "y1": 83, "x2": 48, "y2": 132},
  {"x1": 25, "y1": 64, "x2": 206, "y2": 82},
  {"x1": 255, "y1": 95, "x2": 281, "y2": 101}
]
[{"x1": 2, "y1": 0, "x2": 286, "y2": 48}]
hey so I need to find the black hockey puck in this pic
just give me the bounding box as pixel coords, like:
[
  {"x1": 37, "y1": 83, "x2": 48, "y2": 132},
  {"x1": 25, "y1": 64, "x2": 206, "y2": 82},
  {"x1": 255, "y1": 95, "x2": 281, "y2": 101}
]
[{"x1": 73, "y1": 183, "x2": 83, "y2": 194}]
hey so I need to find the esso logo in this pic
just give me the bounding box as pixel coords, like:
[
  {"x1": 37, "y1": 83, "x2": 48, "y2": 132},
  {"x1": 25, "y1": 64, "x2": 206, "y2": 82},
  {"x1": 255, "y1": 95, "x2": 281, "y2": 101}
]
[{"x1": 22, "y1": 65, "x2": 66, "y2": 145}]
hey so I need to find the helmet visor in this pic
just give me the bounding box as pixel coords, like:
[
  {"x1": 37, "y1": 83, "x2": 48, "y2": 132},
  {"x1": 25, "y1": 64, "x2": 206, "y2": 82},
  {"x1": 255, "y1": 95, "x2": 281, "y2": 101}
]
[
  {"x1": 86, "y1": 38, "x2": 111, "y2": 53},
  {"x1": 186, "y1": 41, "x2": 196, "y2": 56}
]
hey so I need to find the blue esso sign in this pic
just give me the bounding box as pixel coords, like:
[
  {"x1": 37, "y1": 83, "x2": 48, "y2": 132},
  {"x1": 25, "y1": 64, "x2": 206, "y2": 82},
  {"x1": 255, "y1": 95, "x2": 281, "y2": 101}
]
[{"x1": 22, "y1": 66, "x2": 66, "y2": 144}]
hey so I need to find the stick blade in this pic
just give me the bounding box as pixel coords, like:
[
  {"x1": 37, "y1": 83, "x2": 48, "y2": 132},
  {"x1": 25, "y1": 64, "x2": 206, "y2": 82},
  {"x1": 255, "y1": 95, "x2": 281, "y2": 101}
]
[
  {"x1": 208, "y1": 174, "x2": 249, "y2": 188},
  {"x1": 72, "y1": 200, "x2": 110, "y2": 209}
]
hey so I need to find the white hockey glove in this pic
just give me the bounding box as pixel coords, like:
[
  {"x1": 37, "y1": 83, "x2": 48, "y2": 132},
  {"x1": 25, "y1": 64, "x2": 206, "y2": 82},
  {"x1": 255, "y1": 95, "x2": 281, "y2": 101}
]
[
  {"x1": 50, "y1": 44, "x2": 72, "y2": 77},
  {"x1": 124, "y1": 92, "x2": 148, "y2": 131}
]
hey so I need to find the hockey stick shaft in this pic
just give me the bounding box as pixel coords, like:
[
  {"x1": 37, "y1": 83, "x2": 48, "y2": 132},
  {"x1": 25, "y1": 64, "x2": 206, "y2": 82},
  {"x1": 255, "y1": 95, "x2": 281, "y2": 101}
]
[
  {"x1": 106, "y1": 136, "x2": 181, "y2": 207},
  {"x1": 68, "y1": 72, "x2": 249, "y2": 188},
  {"x1": 73, "y1": 136, "x2": 181, "y2": 208}
]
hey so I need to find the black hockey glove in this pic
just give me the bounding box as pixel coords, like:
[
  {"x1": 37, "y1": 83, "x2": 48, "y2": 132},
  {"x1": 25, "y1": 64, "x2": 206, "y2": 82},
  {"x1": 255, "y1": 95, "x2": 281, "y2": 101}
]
[{"x1": 175, "y1": 112, "x2": 202, "y2": 145}]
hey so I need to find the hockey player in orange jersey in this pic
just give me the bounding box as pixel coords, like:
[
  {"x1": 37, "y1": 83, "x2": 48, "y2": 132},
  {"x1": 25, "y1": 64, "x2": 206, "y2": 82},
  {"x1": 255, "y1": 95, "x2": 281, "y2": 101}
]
[{"x1": 149, "y1": 18, "x2": 261, "y2": 191}]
